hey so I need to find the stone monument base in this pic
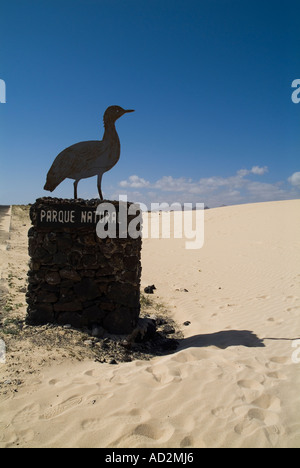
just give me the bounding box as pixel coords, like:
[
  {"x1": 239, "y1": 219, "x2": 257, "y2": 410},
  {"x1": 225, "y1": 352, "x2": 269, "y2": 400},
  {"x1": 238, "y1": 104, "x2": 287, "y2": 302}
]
[{"x1": 26, "y1": 198, "x2": 142, "y2": 334}]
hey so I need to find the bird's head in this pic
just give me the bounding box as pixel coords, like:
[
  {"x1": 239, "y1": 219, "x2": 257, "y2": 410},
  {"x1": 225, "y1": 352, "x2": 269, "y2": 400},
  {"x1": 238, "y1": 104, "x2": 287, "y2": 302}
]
[{"x1": 103, "y1": 106, "x2": 134, "y2": 125}]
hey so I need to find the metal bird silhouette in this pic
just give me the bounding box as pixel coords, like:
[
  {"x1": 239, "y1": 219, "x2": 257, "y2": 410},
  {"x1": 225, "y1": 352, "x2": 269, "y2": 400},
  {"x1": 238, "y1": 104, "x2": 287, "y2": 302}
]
[{"x1": 44, "y1": 106, "x2": 134, "y2": 200}]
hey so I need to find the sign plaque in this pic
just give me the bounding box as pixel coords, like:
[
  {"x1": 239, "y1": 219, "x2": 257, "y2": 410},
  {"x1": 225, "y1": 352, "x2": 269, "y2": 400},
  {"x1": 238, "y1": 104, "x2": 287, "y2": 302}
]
[{"x1": 37, "y1": 204, "x2": 102, "y2": 228}]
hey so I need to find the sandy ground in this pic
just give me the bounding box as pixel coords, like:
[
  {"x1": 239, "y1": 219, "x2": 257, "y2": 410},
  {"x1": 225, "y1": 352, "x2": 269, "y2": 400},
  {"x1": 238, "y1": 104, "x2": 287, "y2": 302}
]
[
  {"x1": 0, "y1": 206, "x2": 11, "y2": 252},
  {"x1": 0, "y1": 200, "x2": 299, "y2": 448}
]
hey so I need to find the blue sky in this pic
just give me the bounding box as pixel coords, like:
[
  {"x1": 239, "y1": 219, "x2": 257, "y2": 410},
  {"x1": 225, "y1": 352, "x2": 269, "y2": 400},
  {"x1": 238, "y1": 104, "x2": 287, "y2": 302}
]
[{"x1": 0, "y1": 0, "x2": 299, "y2": 207}]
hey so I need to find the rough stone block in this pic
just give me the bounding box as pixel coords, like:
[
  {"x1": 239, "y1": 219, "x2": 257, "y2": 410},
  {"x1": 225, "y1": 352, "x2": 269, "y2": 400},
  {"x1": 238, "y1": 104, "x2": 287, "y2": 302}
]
[{"x1": 26, "y1": 198, "x2": 142, "y2": 334}]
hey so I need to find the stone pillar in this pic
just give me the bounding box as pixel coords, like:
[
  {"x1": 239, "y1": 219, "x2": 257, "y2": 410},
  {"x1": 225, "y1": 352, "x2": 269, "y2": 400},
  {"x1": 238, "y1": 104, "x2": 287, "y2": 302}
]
[{"x1": 26, "y1": 198, "x2": 142, "y2": 334}]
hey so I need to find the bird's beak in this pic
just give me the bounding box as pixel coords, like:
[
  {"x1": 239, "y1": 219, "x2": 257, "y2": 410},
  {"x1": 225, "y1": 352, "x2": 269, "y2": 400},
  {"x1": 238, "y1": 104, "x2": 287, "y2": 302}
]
[{"x1": 124, "y1": 109, "x2": 135, "y2": 113}]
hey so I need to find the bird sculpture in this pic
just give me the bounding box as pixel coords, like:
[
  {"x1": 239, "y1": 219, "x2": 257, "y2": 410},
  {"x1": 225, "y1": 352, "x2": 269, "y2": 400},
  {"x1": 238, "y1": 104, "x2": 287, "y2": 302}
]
[{"x1": 44, "y1": 105, "x2": 134, "y2": 200}]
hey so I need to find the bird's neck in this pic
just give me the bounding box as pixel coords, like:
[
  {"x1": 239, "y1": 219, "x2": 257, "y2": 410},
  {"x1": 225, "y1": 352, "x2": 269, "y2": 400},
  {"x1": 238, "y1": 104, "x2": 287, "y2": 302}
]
[{"x1": 103, "y1": 120, "x2": 119, "y2": 142}]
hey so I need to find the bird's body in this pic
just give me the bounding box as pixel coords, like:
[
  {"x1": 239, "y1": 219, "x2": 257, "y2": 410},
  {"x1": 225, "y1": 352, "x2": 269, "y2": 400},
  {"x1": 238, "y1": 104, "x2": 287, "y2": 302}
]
[{"x1": 44, "y1": 106, "x2": 134, "y2": 199}]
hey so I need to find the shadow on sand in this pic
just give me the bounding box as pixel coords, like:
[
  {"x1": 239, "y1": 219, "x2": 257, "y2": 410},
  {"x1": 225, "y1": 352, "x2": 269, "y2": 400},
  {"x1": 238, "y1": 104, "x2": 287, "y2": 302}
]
[{"x1": 177, "y1": 330, "x2": 265, "y2": 350}]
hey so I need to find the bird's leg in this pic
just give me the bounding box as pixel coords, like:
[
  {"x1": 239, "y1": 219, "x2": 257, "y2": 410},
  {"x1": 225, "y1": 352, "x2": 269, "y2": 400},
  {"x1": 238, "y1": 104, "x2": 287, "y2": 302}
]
[
  {"x1": 97, "y1": 174, "x2": 103, "y2": 201},
  {"x1": 74, "y1": 180, "x2": 79, "y2": 199}
]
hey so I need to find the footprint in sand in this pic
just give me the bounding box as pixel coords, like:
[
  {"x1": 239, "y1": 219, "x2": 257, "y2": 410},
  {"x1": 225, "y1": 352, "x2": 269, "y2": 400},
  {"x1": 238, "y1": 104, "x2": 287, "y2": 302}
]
[
  {"x1": 265, "y1": 357, "x2": 289, "y2": 374},
  {"x1": 287, "y1": 306, "x2": 300, "y2": 312},
  {"x1": 85, "y1": 393, "x2": 108, "y2": 405},
  {"x1": 180, "y1": 435, "x2": 206, "y2": 448},
  {"x1": 84, "y1": 369, "x2": 96, "y2": 377},
  {"x1": 247, "y1": 408, "x2": 279, "y2": 426},
  {"x1": 266, "y1": 370, "x2": 287, "y2": 380},
  {"x1": 234, "y1": 409, "x2": 279, "y2": 436},
  {"x1": 180, "y1": 435, "x2": 194, "y2": 448},
  {"x1": 133, "y1": 421, "x2": 174, "y2": 443},
  {"x1": 264, "y1": 424, "x2": 283, "y2": 447},
  {"x1": 41, "y1": 395, "x2": 82, "y2": 420},
  {"x1": 237, "y1": 379, "x2": 264, "y2": 392},
  {"x1": 267, "y1": 317, "x2": 284, "y2": 325},
  {"x1": 18, "y1": 429, "x2": 35, "y2": 443},
  {"x1": 211, "y1": 406, "x2": 230, "y2": 419},
  {"x1": 145, "y1": 365, "x2": 183, "y2": 385},
  {"x1": 109, "y1": 407, "x2": 151, "y2": 425},
  {"x1": 269, "y1": 356, "x2": 289, "y2": 365},
  {"x1": 264, "y1": 357, "x2": 289, "y2": 380},
  {"x1": 128, "y1": 408, "x2": 151, "y2": 422},
  {"x1": 81, "y1": 418, "x2": 101, "y2": 431},
  {"x1": 251, "y1": 394, "x2": 281, "y2": 412},
  {"x1": 234, "y1": 419, "x2": 257, "y2": 436},
  {"x1": 48, "y1": 379, "x2": 61, "y2": 386},
  {"x1": 12, "y1": 403, "x2": 40, "y2": 426},
  {"x1": 235, "y1": 376, "x2": 283, "y2": 445}
]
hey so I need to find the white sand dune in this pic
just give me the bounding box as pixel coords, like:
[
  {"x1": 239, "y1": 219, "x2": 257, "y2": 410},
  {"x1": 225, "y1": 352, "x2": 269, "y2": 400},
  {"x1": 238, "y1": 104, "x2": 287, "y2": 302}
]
[{"x1": 0, "y1": 200, "x2": 300, "y2": 448}]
